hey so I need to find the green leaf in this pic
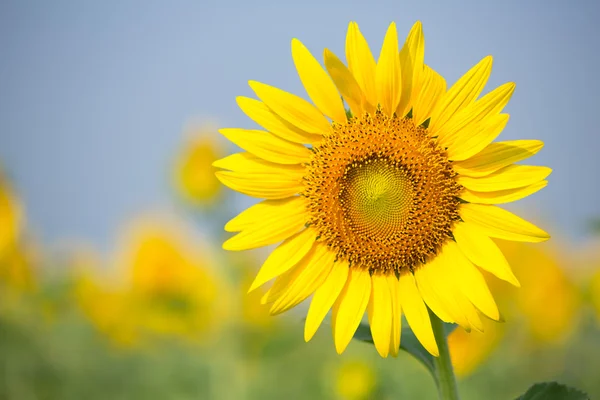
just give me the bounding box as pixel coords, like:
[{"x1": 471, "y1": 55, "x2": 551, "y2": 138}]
[
  {"x1": 353, "y1": 321, "x2": 457, "y2": 376},
  {"x1": 515, "y1": 382, "x2": 589, "y2": 400}
]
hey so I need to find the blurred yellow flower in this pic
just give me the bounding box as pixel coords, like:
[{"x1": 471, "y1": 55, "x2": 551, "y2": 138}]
[
  {"x1": 589, "y1": 267, "x2": 600, "y2": 322},
  {"x1": 448, "y1": 318, "x2": 505, "y2": 377},
  {"x1": 0, "y1": 174, "x2": 23, "y2": 258},
  {"x1": 335, "y1": 359, "x2": 376, "y2": 400},
  {"x1": 173, "y1": 127, "x2": 224, "y2": 206},
  {"x1": 497, "y1": 241, "x2": 580, "y2": 344},
  {"x1": 116, "y1": 215, "x2": 229, "y2": 342}
]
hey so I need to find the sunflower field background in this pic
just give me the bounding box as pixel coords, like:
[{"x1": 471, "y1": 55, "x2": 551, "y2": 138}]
[{"x1": 1, "y1": 1, "x2": 599, "y2": 399}]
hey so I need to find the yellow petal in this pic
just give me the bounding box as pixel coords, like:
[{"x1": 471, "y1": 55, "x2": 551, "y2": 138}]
[
  {"x1": 412, "y1": 65, "x2": 447, "y2": 126},
  {"x1": 236, "y1": 96, "x2": 322, "y2": 144},
  {"x1": 446, "y1": 113, "x2": 510, "y2": 162},
  {"x1": 214, "y1": 153, "x2": 305, "y2": 199},
  {"x1": 398, "y1": 273, "x2": 439, "y2": 356},
  {"x1": 222, "y1": 197, "x2": 307, "y2": 251},
  {"x1": 332, "y1": 267, "x2": 371, "y2": 354},
  {"x1": 397, "y1": 21, "x2": 425, "y2": 117},
  {"x1": 460, "y1": 180, "x2": 548, "y2": 205},
  {"x1": 249, "y1": 81, "x2": 331, "y2": 135},
  {"x1": 437, "y1": 82, "x2": 515, "y2": 146},
  {"x1": 291, "y1": 39, "x2": 347, "y2": 124},
  {"x1": 346, "y1": 22, "x2": 377, "y2": 109},
  {"x1": 304, "y1": 260, "x2": 349, "y2": 341},
  {"x1": 323, "y1": 49, "x2": 369, "y2": 116},
  {"x1": 452, "y1": 140, "x2": 545, "y2": 177},
  {"x1": 219, "y1": 128, "x2": 312, "y2": 164},
  {"x1": 269, "y1": 243, "x2": 336, "y2": 315},
  {"x1": 367, "y1": 273, "x2": 393, "y2": 357},
  {"x1": 440, "y1": 241, "x2": 500, "y2": 321},
  {"x1": 248, "y1": 228, "x2": 317, "y2": 292},
  {"x1": 453, "y1": 222, "x2": 520, "y2": 286},
  {"x1": 458, "y1": 165, "x2": 552, "y2": 192},
  {"x1": 429, "y1": 56, "x2": 493, "y2": 134},
  {"x1": 460, "y1": 203, "x2": 550, "y2": 243},
  {"x1": 375, "y1": 22, "x2": 402, "y2": 116},
  {"x1": 387, "y1": 274, "x2": 401, "y2": 357}
]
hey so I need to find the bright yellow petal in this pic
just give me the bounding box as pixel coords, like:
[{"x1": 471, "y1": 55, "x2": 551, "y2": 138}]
[
  {"x1": 346, "y1": 22, "x2": 377, "y2": 109},
  {"x1": 332, "y1": 267, "x2": 371, "y2": 354},
  {"x1": 219, "y1": 128, "x2": 312, "y2": 164},
  {"x1": 375, "y1": 22, "x2": 402, "y2": 116},
  {"x1": 429, "y1": 56, "x2": 493, "y2": 134},
  {"x1": 412, "y1": 65, "x2": 446, "y2": 126},
  {"x1": 437, "y1": 82, "x2": 515, "y2": 146},
  {"x1": 222, "y1": 197, "x2": 307, "y2": 251},
  {"x1": 397, "y1": 21, "x2": 424, "y2": 117},
  {"x1": 441, "y1": 241, "x2": 500, "y2": 321},
  {"x1": 458, "y1": 165, "x2": 552, "y2": 192},
  {"x1": 249, "y1": 81, "x2": 331, "y2": 135},
  {"x1": 248, "y1": 227, "x2": 317, "y2": 292},
  {"x1": 460, "y1": 203, "x2": 550, "y2": 243},
  {"x1": 236, "y1": 96, "x2": 322, "y2": 144},
  {"x1": 304, "y1": 260, "x2": 349, "y2": 341},
  {"x1": 445, "y1": 113, "x2": 509, "y2": 162},
  {"x1": 367, "y1": 273, "x2": 393, "y2": 357},
  {"x1": 452, "y1": 140, "x2": 545, "y2": 177},
  {"x1": 214, "y1": 153, "x2": 305, "y2": 199},
  {"x1": 460, "y1": 180, "x2": 548, "y2": 205},
  {"x1": 269, "y1": 243, "x2": 336, "y2": 315},
  {"x1": 323, "y1": 49, "x2": 369, "y2": 116},
  {"x1": 452, "y1": 222, "x2": 520, "y2": 286},
  {"x1": 387, "y1": 274, "x2": 401, "y2": 357},
  {"x1": 291, "y1": 39, "x2": 347, "y2": 124},
  {"x1": 398, "y1": 273, "x2": 439, "y2": 356}
]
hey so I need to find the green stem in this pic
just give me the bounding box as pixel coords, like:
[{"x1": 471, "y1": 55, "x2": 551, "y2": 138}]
[{"x1": 429, "y1": 309, "x2": 460, "y2": 400}]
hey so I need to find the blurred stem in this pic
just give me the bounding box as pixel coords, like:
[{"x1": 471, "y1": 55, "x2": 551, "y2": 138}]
[{"x1": 429, "y1": 309, "x2": 460, "y2": 400}]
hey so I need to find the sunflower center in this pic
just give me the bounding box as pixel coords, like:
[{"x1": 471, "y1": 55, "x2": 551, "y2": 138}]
[
  {"x1": 304, "y1": 111, "x2": 462, "y2": 274},
  {"x1": 341, "y1": 159, "x2": 414, "y2": 239}
]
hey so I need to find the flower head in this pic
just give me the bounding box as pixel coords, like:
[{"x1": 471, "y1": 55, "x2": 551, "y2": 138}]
[{"x1": 216, "y1": 21, "x2": 550, "y2": 357}]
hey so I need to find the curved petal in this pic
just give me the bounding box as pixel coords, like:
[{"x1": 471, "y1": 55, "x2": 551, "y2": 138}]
[
  {"x1": 219, "y1": 128, "x2": 312, "y2": 164},
  {"x1": 453, "y1": 222, "x2": 520, "y2": 286},
  {"x1": 292, "y1": 39, "x2": 347, "y2": 124},
  {"x1": 397, "y1": 21, "x2": 425, "y2": 117},
  {"x1": 440, "y1": 241, "x2": 500, "y2": 321},
  {"x1": 412, "y1": 65, "x2": 446, "y2": 126},
  {"x1": 460, "y1": 203, "x2": 550, "y2": 243},
  {"x1": 398, "y1": 273, "x2": 439, "y2": 356},
  {"x1": 346, "y1": 22, "x2": 377, "y2": 109},
  {"x1": 387, "y1": 274, "x2": 401, "y2": 357},
  {"x1": 452, "y1": 140, "x2": 545, "y2": 177},
  {"x1": 236, "y1": 96, "x2": 322, "y2": 144},
  {"x1": 323, "y1": 49, "x2": 369, "y2": 116},
  {"x1": 458, "y1": 165, "x2": 552, "y2": 192},
  {"x1": 460, "y1": 180, "x2": 548, "y2": 205},
  {"x1": 376, "y1": 22, "x2": 402, "y2": 116},
  {"x1": 249, "y1": 81, "x2": 331, "y2": 135},
  {"x1": 248, "y1": 227, "x2": 317, "y2": 292},
  {"x1": 437, "y1": 82, "x2": 515, "y2": 146},
  {"x1": 446, "y1": 114, "x2": 509, "y2": 162},
  {"x1": 429, "y1": 56, "x2": 493, "y2": 134},
  {"x1": 332, "y1": 267, "x2": 371, "y2": 354},
  {"x1": 222, "y1": 197, "x2": 308, "y2": 251},
  {"x1": 304, "y1": 259, "x2": 349, "y2": 342},
  {"x1": 269, "y1": 243, "x2": 336, "y2": 315},
  {"x1": 368, "y1": 273, "x2": 393, "y2": 357},
  {"x1": 214, "y1": 153, "x2": 305, "y2": 199}
]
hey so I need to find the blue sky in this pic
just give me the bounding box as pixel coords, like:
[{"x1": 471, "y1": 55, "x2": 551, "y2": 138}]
[{"x1": 1, "y1": 0, "x2": 598, "y2": 249}]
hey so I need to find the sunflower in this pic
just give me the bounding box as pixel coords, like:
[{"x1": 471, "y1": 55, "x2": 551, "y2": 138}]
[{"x1": 215, "y1": 21, "x2": 550, "y2": 357}]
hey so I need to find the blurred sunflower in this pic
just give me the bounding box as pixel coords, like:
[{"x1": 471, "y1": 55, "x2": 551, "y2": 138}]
[
  {"x1": 0, "y1": 173, "x2": 23, "y2": 258},
  {"x1": 117, "y1": 215, "x2": 229, "y2": 342},
  {"x1": 216, "y1": 21, "x2": 550, "y2": 357},
  {"x1": 173, "y1": 126, "x2": 224, "y2": 206},
  {"x1": 334, "y1": 359, "x2": 377, "y2": 400},
  {"x1": 591, "y1": 268, "x2": 600, "y2": 322}
]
